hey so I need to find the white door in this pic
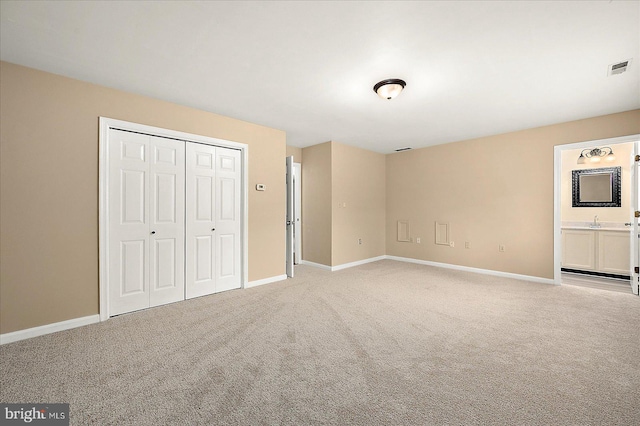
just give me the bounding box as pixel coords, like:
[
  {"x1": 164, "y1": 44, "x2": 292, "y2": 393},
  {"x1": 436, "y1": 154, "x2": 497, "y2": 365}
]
[
  {"x1": 286, "y1": 156, "x2": 294, "y2": 277},
  {"x1": 633, "y1": 141, "x2": 640, "y2": 295},
  {"x1": 186, "y1": 143, "x2": 242, "y2": 297},
  {"x1": 108, "y1": 129, "x2": 185, "y2": 315},
  {"x1": 293, "y1": 162, "x2": 302, "y2": 264},
  {"x1": 186, "y1": 143, "x2": 217, "y2": 299},
  {"x1": 149, "y1": 136, "x2": 185, "y2": 307},
  {"x1": 214, "y1": 147, "x2": 242, "y2": 292}
]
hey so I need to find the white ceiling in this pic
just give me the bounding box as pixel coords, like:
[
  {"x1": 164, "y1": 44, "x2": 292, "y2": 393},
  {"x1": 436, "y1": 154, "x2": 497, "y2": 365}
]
[{"x1": 1, "y1": 1, "x2": 639, "y2": 153}]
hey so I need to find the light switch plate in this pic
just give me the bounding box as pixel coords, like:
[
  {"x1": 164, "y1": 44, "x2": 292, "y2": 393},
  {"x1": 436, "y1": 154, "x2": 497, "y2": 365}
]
[{"x1": 256, "y1": 184, "x2": 266, "y2": 191}]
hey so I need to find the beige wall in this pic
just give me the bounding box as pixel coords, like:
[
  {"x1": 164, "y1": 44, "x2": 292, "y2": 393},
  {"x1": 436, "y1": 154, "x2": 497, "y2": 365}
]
[
  {"x1": 561, "y1": 142, "x2": 633, "y2": 224},
  {"x1": 2, "y1": 60, "x2": 638, "y2": 335},
  {"x1": 386, "y1": 110, "x2": 640, "y2": 279},
  {"x1": 0, "y1": 61, "x2": 286, "y2": 334},
  {"x1": 286, "y1": 145, "x2": 302, "y2": 163},
  {"x1": 331, "y1": 142, "x2": 386, "y2": 266},
  {"x1": 301, "y1": 141, "x2": 386, "y2": 267},
  {"x1": 301, "y1": 142, "x2": 332, "y2": 265}
]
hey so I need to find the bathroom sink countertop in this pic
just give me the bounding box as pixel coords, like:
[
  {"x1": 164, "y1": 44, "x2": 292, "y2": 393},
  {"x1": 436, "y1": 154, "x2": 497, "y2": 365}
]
[
  {"x1": 562, "y1": 226, "x2": 631, "y2": 232},
  {"x1": 561, "y1": 222, "x2": 632, "y2": 231}
]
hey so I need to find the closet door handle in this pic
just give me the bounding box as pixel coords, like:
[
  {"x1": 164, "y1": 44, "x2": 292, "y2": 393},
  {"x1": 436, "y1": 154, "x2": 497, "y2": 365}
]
[
  {"x1": 212, "y1": 228, "x2": 215, "y2": 232},
  {"x1": 151, "y1": 231, "x2": 156, "y2": 235}
]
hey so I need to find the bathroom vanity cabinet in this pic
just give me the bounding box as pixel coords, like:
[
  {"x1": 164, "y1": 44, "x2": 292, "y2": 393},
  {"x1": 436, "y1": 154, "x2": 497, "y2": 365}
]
[{"x1": 561, "y1": 228, "x2": 630, "y2": 276}]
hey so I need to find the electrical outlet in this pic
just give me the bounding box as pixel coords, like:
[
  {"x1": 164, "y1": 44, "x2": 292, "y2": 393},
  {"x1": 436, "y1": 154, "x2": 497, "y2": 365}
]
[
  {"x1": 499, "y1": 245, "x2": 505, "y2": 252},
  {"x1": 358, "y1": 238, "x2": 362, "y2": 245},
  {"x1": 416, "y1": 237, "x2": 421, "y2": 244},
  {"x1": 465, "y1": 241, "x2": 471, "y2": 249},
  {"x1": 449, "y1": 241, "x2": 455, "y2": 247}
]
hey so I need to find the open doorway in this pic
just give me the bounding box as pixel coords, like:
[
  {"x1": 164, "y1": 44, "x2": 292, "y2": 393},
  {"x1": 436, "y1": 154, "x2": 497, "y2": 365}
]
[{"x1": 554, "y1": 134, "x2": 640, "y2": 295}]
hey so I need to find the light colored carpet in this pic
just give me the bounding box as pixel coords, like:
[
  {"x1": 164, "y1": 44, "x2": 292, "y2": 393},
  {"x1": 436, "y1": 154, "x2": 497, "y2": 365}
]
[{"x1": 1, "y1": 260, "x2": 639, "y2": 425}]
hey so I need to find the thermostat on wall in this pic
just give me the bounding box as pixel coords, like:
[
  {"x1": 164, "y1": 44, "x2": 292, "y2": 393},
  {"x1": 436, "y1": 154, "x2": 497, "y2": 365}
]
[{"x1": 256, "y1": 184, "x2": 266, "y2": 191}]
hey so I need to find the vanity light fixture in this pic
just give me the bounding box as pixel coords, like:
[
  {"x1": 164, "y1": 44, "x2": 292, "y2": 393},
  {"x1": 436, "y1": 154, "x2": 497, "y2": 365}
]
[
  {"x1": 577, "y1": 147, "x2": 615, "y2": 164},
  {"x1": 373, "y1": 79, "x2": 406, "y2": 100}
]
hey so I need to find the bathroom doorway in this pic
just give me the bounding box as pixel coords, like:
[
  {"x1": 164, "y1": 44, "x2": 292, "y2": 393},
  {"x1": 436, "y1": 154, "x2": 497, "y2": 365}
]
[
  {"x1": 285, "y1": 156, "x2": 302, "y2": 278},
  {"x1": 554, "y1": 134, "x2": 640, "y2": 295}
]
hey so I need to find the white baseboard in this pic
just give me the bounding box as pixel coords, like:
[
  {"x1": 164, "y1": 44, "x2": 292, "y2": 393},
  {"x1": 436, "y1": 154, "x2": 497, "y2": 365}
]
[
  {"x1": 0, "y1": 314, "x2": 101, "y2": 345},
  {"x1": 301, "y1": 255, "x2": 553, "y2": 284},
  {"x1": 385, "y1": 255, "x2": 555, "y2": 285},
  {"x1": 245, "y1": 274, "x2": 287, "y2": 288},
  {"x1": 299, "y1": 260, "x2": 332, "y2": 270},
  {"x1": 300, "y1": 256, "x2": 387, "y2": 272},
  {"x1": 331, "y1": 255, "x2": 387, "y2": 271}
]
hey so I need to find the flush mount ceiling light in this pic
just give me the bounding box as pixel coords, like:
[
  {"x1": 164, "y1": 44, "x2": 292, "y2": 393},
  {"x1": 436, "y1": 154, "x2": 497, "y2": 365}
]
[
  {"x1": 373, "y1": 79, "x2": 406, "y2": 100},
  {"x1": 577, "y1": 147, "x2": 616, "y2": 164}
]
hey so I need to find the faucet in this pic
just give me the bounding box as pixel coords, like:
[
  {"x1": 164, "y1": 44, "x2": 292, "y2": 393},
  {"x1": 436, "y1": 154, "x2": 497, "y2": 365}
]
[{"x1": 590, "y1": 215, "x2": 600, "y2": 228}]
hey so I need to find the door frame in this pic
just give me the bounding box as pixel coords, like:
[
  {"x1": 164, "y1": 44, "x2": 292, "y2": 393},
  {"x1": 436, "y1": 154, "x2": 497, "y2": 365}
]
[
  {"x1": 553, "y1": 133, "x2": 640, "y2": 290},
  {"x1": 293, "y1": 162, "x2": 302, "y2": 264},
  {"x1": 633, "y1": 140, "x2": 640, "y2": 295},
  {"x1": 99, "y1": 117, "x2": 249, "y2": 321}
]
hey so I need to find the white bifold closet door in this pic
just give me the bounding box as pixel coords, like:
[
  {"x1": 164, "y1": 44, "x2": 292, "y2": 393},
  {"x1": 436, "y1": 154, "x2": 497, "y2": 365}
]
[
  {"x1": 108, "y1": 129, "x2": 185, "y2": 316},
  {"x1": 186, "y1": 143, "x2": 241, "y2": 298}
]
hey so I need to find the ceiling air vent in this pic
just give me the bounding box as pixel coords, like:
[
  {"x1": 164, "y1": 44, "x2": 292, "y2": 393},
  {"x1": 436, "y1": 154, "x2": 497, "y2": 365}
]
[
  {"x1": 608, "y1": 59, "x2": 631, "y2": 76},
  {"x1": 395, "y1": 147, "x2": 412, "y2": 152}
]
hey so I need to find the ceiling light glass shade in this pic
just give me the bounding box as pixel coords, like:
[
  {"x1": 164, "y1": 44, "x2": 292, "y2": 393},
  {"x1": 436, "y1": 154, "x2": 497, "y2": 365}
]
[
  {"x1": 374, "y1": 79, "x2": 406, "y2": 100},
  {"x1": 577, "y1": 154, "x2": 586, "y2": 164},
  {"x1": 606, "y1": 152, "x2": 616, "y2": 161},
  {"x1": 376, "y1": 83, "x2": 403, "y2": 99}
]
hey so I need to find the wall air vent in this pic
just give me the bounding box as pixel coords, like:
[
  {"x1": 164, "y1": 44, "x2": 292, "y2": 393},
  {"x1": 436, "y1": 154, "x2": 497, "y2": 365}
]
[
  {"x1": 608, "y1": 59, "x2": 631, "y2": 76},
  {"x1": 395, "y1": 147, "x2": 412, "y2": 152}
]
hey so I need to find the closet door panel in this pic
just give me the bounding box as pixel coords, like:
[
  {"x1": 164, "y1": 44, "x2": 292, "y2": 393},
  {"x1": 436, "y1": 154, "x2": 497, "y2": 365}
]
[
  {"x1": 195, "y1": 236, "x2": 214, "y2": 281},
  {"x1": 120, "y1": 240, "x2": 146, "y2": 295},
  {"x1": 215, "y1": 148, "x2": 242, "y2": 292},
  {"x1": 108, "y1": 130, "x2": 150, "y2": 315},
  {"x1": 154, "y1": 238, "x2": 177, "y2": 289},
  {"x1": 149, "y1": 136, "x2": 185, "y2": 307},
  {"x1": 186, "y1": 143, "x2": 217, "y2": 299}
]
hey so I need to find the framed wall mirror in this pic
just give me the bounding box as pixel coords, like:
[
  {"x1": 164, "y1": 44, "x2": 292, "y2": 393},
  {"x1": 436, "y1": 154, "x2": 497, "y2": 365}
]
[{"x1": 571, "y1": 166, "x2": 621, "y2": 207}]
